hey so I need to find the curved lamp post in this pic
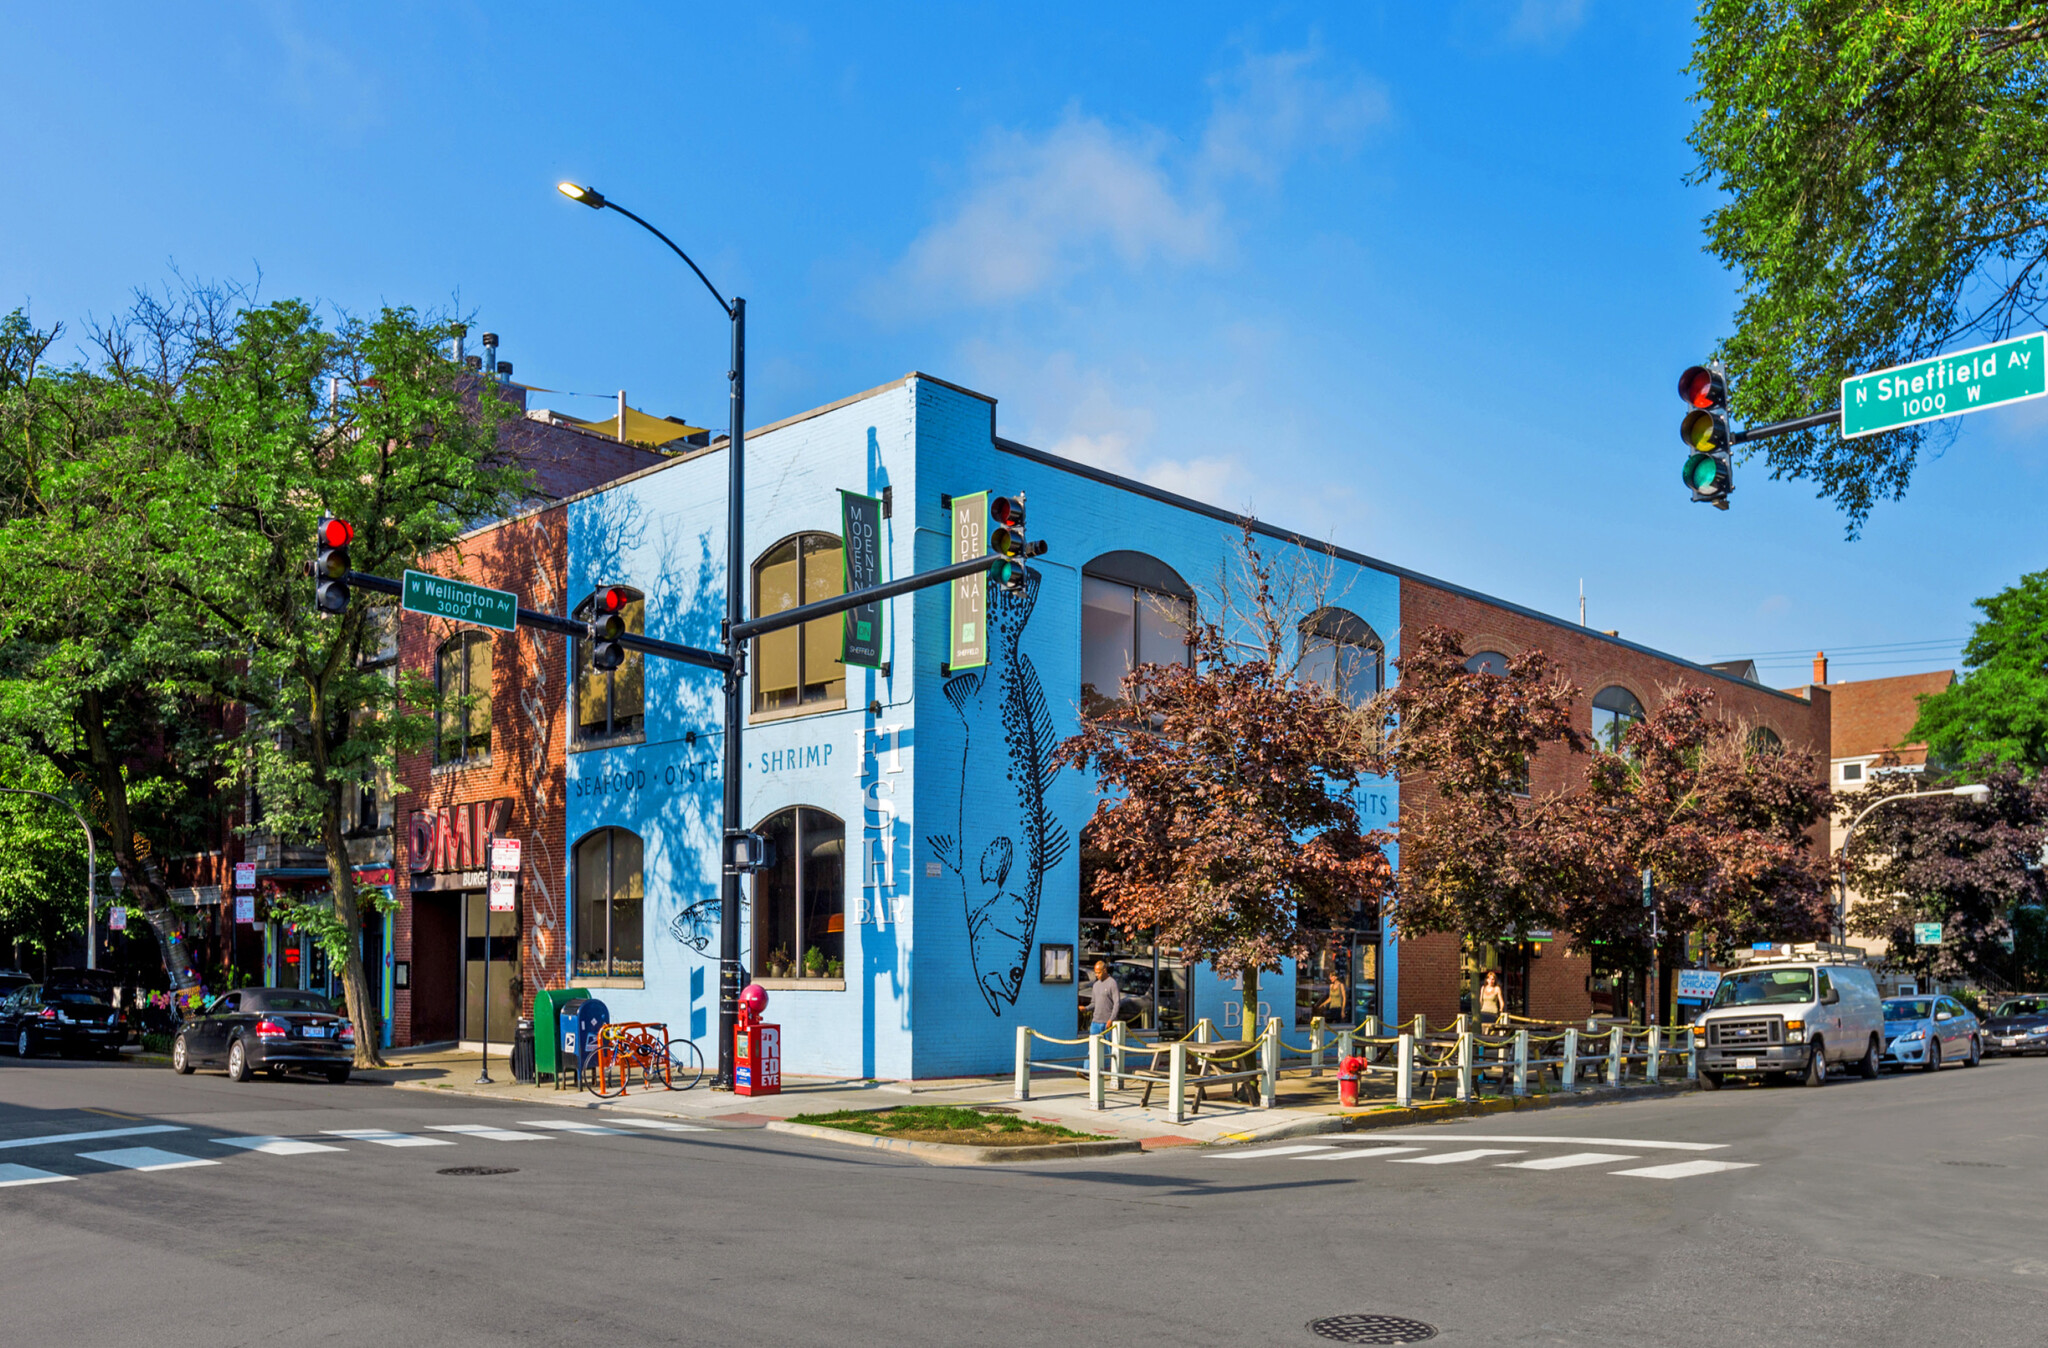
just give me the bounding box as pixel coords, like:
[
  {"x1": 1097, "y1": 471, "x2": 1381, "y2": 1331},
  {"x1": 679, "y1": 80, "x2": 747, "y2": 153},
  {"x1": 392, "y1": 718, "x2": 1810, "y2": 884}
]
[
  {"x1": 1836, "y1": 783, "x2": 1992, "y2": 943},
  {"x1": 558, "y1": 182, "x2": 748, "y2": 1090},
  {"x1": 1, "y1": 787, "x2": 98, "y2": 969}
]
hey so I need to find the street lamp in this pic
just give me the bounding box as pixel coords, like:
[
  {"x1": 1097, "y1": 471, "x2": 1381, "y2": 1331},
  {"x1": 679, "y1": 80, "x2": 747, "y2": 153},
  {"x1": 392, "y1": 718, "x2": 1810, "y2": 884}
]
[
  {"x1": 558, "y1": 181, "x2": 749, "y2": 1090},
  {"x1": 0, "y1": 787, "x2": 98, "y2": 970},
  {"x1": 1835, "y1": 784, "x2": 1992, "y2": 943}
]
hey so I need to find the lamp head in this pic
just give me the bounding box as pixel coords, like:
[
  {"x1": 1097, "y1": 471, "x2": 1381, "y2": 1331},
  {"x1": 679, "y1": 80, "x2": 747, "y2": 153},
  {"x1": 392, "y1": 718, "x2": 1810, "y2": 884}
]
[
  {"x1": 1952, "y1": 784, "x2": 1992, "y2": 804},
  {"x1": 557, "y1": 181, "x2": 606, "y2": 210}
]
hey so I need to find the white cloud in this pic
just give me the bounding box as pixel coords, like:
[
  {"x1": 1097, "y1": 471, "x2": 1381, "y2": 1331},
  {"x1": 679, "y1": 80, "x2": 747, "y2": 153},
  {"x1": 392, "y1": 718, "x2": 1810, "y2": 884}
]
[
  {"x1": 1504, "y1": 0, "x2": 1591, "y2": 45},
  {"x1": 1199, "y1": 46, "x2": 1388, "y2": 184}
]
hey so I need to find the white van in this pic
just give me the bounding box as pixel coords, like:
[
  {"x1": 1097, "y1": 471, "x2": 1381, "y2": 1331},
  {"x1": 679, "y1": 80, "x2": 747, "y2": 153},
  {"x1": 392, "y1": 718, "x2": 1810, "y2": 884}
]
[{"x1": 1693, "y1": 958, "x2": 1885, "y2": 1088}]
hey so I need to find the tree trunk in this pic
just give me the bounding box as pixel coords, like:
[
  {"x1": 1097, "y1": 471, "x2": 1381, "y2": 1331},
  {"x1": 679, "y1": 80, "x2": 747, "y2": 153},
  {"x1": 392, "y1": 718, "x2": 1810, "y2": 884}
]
[
  {"x1": 1241, "y1": 968, "x2": 1260, "y2": 1043},
  {"x1": 319, "y1": 788, "x2": 386, "y2": 1067}
]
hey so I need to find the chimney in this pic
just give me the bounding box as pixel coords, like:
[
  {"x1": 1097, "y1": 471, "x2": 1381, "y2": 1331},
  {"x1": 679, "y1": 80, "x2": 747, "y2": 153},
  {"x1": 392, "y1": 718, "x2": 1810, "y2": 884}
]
[
  {"x1": 452, "y1": 322, "x2": 467, "y2": 366},
  {"x1": 1813, "y1": 651, "x2": 1828, "y2": 684}
]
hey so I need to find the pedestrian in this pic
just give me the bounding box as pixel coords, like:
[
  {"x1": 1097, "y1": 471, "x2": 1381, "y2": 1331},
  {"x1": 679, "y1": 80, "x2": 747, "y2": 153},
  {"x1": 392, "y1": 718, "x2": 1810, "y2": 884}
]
[
  {"x1": 1478, "y1": 969, "x2": 1506, "y2": 1032},
  {"x1": 1082, "y1": 960, "x2": 1120, "y2": 1035}
]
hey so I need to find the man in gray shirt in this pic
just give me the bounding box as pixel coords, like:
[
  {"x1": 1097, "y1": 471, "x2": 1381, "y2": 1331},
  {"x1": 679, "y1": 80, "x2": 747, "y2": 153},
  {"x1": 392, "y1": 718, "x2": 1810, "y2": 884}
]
[{"x1": 1083, "y1": 960, "x2": 1120, "y2": 1034}]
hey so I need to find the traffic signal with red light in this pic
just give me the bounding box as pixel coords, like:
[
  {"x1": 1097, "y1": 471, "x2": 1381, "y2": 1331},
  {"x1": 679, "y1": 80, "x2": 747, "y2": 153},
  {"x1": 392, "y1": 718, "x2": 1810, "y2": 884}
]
[
  {"x1": 987, "y1": 493, "x2": 1045, "y2": 594},
  {"x1": 1678, "y1": 363, "x2": 1733, "y2": 510},
  {"x1": 590, "y1": 586, "x2": 629, "y2": 670},
  {"x1": 314, "y1": 517, "x2": 354, "y2": 613}
]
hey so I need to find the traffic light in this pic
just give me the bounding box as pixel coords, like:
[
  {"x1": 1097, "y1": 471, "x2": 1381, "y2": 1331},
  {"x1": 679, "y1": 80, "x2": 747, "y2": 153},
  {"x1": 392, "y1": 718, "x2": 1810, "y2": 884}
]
[
  {"x1": 1678, "y1": 363, "x2": 1733, "y2": 510},
  {"x1": 987, "y1": 493, "x2": 1046, "y2": 594},
  {"x1": 589, "y1": 586, "x2": 629, "y2": 670},
  {"x1": 314, "y1": 517, "x2": 353, "y2": 614}
]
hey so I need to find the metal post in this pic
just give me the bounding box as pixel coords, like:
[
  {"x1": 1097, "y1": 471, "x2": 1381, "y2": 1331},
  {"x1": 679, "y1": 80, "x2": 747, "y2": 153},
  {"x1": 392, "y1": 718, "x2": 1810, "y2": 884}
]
[
  {"x1": 1261, "y1": 1017, "x2": 1279, "y2": 1108},
  {"x1": 1169, "y1": 1041, "x2": 1187, "y2": 1124},
  {"x1": 1088, "y1": 1030, "x2": 1104, "y2": 1110},
  {"x1": 716, "y1": 296, "x2": 747, "y2": 1091},
  {"x1": 1456, "y1": 1031, "x2": 1474, "y2": 1102},
  {"x1": 1310, "y1": 1015, "x2": 1325, "y2": 1077},
  {"x1": 1109, "y1": 1019, "x2": 1127, "y2": 1091},
  {"x1": 1513, "y1": 1029, "x2": 1529, "y2": 1097},
  {"x1": 1014, "y1": 1025, "x2": 1031, "y2": 1100},
  {"x1": 1563, "y1": 1027, "x2": 1578, "y2": 1089},
  {"x1": 1396, "y1": 1031, "x2": 1414, "y2": 1108},
  {"x1": 1647, "y1": 1025, "x2": 1662, "y2": 1084},
  {"x1": 1607, "y1": 1025, "x2": 1623, "y2": 1086}
]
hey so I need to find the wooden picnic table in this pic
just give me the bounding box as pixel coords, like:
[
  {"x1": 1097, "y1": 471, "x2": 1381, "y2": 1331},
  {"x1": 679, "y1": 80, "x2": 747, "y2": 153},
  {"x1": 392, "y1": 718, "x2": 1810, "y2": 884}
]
[{"x1": 1134, "y1": 1040, "x2": 1265, "y2": 1113}]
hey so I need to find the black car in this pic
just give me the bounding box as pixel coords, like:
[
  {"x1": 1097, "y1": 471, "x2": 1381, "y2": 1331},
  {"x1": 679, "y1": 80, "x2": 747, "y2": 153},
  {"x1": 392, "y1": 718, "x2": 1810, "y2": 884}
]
[
  {"x1": 1, "y1": 984, "x2": 129, "y2": 1058},
  {"x1": 1981, "y1": 995, "x2": 2048, "y2": 1057},
  {"x1": 172, "y1": 987, "x2": 355, "y2": 1083}
]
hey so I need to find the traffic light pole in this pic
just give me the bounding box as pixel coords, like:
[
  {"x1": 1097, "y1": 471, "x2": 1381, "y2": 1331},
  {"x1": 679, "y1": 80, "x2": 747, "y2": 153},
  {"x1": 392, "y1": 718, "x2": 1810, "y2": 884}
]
[{"x1": 1730, "y1": 407, "x2": 1840, "y2": 445}]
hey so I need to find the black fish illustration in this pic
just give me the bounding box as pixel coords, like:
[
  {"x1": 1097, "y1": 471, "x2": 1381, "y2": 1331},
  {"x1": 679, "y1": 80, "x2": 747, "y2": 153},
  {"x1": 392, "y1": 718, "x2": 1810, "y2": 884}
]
[{"x1": 927, "y1": 570, "x2": 1071, "y2": 1014}]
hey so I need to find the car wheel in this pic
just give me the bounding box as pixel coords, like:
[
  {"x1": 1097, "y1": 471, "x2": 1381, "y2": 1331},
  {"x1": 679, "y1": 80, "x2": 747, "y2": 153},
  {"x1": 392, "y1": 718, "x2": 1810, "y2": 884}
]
[
  {"x1": 1858, "y1": 1037, "x2": 1881, "y2": 1080},
  {"x1": 326, "y1": 1067, "x2": 351, "y2": 1085},
  {"x1": 1966, "y1": 1036, "x2": 1981, "y2": 1068},
  {"x1": 171, "y1": 1035, "x2": 194, "y2": 1075},
  {"x1": 1700, "y1": 1069, "x2": 1724, "y2": 1091},
  {"x1": 1922, "y1": 1040, "x2": 1941, "y2": 1073},
  {"x1": 15, "y1": 1029, "x2": 33, "y2": 1059},
  {"x1": 1802, "y1": 1043, "x2": 1827, "y2": 1087},
  {"x1": 226, "y1": 1038, "x2": 251, "y2": 1083}
]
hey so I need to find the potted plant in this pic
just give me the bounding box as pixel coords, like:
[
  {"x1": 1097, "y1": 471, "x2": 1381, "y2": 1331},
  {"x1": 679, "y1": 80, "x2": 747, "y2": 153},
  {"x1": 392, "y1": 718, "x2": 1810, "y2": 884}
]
[
  {"x1": 802, "y1": 946, "x2": 826, "y2": 979},
  {"x1": 766, "y1": 945, "x2": 792, "y2": 979},
  {"x1": 826, "y1": 957, "x2": 843, "y2": 979}
]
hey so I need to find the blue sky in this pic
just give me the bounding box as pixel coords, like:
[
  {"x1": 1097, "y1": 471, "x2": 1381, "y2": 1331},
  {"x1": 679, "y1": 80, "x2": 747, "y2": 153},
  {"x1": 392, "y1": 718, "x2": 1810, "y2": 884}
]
[{"x1": 3, "y1": 1, "x2": 2036, "y2": 686}]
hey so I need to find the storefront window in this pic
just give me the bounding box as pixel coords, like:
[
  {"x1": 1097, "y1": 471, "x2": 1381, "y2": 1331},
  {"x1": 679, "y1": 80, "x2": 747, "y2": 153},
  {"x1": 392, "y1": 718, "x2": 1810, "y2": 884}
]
[
  {"x1": 574, "y1": 588, "x2": 645, "y2": 744},
  {"x1": 752, "y1": 534, "x2": 846, "y2": 717},
  {"x1": 1299, "y1": 608, "x2": 1384, "y2": 706},
  {"x1": 1295, "y1": 923, "x2": 1381, "y2": 1029},
  {"x1": 1077, "y1": 829, "x2": 1188, "y2": 1035},
  {"x1": 1080, "y1": 551, "x2": 1193, "y2": 717},
  {"x1": 751, "y1": 806, "x2": 844, "y2": 980},
  {"x1": 574, "y1": 827, "x2": 643, "y2": 978},
  {"x1": 436, "y1": 633, "x2": 492, "y2": 764}
]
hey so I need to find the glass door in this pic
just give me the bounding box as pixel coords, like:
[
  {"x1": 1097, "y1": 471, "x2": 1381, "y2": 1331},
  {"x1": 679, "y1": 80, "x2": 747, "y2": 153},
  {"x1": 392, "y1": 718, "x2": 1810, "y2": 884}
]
[{"x1": 462, "y1": 890, "x2": 516, "y2": 1045}]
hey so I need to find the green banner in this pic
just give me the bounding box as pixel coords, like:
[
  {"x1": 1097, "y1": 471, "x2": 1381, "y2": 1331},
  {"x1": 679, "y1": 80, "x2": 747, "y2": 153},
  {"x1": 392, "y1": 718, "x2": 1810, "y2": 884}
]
[
  {"x1": 948, "y1": 491, "x2": 988, "y2": 669},
  {"x1": 840, "y1": 490, "x2": 883, "y2": 668},
  {"x1": 402, "y1": 569, "x2": 518, "y2": 632}
]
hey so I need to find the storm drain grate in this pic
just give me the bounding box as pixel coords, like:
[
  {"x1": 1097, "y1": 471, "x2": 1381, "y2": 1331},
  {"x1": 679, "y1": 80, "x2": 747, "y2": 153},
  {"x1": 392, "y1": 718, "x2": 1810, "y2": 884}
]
[
  {"x1": 1307, "y1": 1314, "x2": 1438, "y2": 1345},
  {"x1": 437, "y1": 1166, "x2": 519, "y2": 1176}
]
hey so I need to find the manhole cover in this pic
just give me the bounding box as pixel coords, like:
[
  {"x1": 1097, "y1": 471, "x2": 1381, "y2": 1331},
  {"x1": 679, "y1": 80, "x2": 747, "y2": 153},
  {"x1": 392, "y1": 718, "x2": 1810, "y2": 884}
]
[
  {"x1": 437, "y1": 1166, "x2": 519, "y2": 1176},
  {"x1": 1306, "y1": 1314, "x2": 1438, "y2": 1345}
]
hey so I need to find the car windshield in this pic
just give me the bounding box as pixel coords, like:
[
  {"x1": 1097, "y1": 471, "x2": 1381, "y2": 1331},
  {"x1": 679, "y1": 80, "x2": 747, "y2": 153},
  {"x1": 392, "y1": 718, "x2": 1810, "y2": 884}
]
[
  {"x1": 257, "y1": 993, "x2": 333, "y2": 1013},
  {"x1": 1710, "y1": 969, "x2": 1814, "y2": 1007},
  {"x1": 1996, "y1": 999, "x2": 2048, "y2": 1017},
  {"x1": 1885, "y1": 999, "x2": 1933, "y2": 1020}
]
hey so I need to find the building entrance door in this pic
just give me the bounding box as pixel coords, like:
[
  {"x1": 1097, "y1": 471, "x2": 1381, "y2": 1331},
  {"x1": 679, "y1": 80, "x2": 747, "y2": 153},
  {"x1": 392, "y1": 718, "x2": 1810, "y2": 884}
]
[{"x1": 463, "y1": 890, "x2": 516, "y2": 1045}]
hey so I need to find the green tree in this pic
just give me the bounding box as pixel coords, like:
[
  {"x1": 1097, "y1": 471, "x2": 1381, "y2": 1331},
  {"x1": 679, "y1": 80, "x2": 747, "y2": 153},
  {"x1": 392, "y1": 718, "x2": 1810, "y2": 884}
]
[
  {"x1": 0, "y1": 751, "x2": 87, "y2": 964},
  {"x1": 1689, "y1": 3, "x2": 2048, "y2": 529},
  {"x1": 1909, "y1": 567, "x2": 2048, "y2": 771}
]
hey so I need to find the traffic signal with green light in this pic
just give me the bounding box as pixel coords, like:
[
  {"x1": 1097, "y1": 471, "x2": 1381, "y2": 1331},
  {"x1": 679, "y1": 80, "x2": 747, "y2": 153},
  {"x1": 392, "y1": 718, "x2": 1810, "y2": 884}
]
[
  {"x1": 314, "y1": 517, "x2": 354, "y2": 614},
  {"x1": 590, "y1": 587, "x2": 629, "y2": 670},
  {"x1": 1678, "y1": 363, "x2": 1733, "y2": 510},
  {"x1": 988, "y1": 493, "x2": 1045, "y2": 594}
]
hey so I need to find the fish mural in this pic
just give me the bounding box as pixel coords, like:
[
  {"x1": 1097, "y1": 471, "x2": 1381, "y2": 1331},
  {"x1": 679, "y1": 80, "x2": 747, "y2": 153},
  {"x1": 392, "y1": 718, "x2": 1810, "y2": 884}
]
[{"x1": 927, "y1": 570, "x2": 1071, "y2": 1015}]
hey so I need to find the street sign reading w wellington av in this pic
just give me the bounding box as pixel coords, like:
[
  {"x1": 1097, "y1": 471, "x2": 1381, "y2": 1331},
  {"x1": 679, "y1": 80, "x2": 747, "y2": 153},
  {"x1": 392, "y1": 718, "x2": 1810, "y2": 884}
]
[
  {"x1": 1841, "y1": 332, "x2": 2047, "y2": 438},
  {"x1": 402, "y1": 569, "x2": 518, "y2": 632}
]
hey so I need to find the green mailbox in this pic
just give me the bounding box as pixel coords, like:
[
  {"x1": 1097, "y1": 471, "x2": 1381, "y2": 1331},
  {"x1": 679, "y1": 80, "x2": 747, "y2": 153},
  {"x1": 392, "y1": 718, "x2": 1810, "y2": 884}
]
[{"x1": 532, "y1": 986, "x2": 591, "y2": 1080}]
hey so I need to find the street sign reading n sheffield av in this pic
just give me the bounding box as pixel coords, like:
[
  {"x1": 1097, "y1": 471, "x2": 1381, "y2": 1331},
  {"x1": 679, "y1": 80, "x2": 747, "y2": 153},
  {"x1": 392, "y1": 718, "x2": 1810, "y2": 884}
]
[
  {"x1": 1841, "y1": 332, "x2": 2047, "y2": 438},
  {"x1": 402, "y1": 569, "x2": 517, "y2": 632}
]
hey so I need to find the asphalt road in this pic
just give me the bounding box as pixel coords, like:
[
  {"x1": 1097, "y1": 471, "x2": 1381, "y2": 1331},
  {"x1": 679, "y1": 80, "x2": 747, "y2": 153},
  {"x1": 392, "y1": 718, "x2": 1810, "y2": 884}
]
[{"x1": 3, "y1": 1051, "x2": 2044, "y2": 1347}]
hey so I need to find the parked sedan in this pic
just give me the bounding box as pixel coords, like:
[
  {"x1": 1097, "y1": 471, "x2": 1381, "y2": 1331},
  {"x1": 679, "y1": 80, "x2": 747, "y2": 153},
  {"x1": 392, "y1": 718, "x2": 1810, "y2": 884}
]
[
  {"x1": 1881, "y1": 995, "x2": 1981, "y2": 1071},
  {"x1": 0, "y1": 985, "x2": 128, "y2": 1058},
  {"x1": 171, "y1": 987, "x2": 355, "y2": 1084},
  {"x1": 1981, "y1": 995, "x2": 2048, "y2": 1057}
]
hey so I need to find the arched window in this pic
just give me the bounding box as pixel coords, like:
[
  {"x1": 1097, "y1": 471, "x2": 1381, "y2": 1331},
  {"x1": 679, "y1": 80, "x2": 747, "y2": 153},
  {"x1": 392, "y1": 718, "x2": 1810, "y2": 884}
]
[
  {"x1": 435, "y1": 633, "x2": 492, "y2": 764},
  {"x1": 752, "y1": 806, "x2": 845, "y2": 981},
  {"x1": 1299, "y1": 608, "x2": 1385, "y2": 706},
  {"x1": 752, "y1": 533, "x2": 845, "y2": 717},
  {"x1": 1592, "y1": 685, "x2": 1646, "y2": 754},
  {"x1": 1464, "y1": 650, "x2": 1511, "y2": 676},
  {"x1": 573, "y1": 827, "x2": 643, "y2": 979},
  {"x1": 574, "y1": 587, "x2": 645, "y2": 743},
  {"x1": 1748, "y1": 725, "x2": 1784, "y2": 754},
  {"x1": 1080, "y1": 551, "x2": 1193, "y2": 716}
]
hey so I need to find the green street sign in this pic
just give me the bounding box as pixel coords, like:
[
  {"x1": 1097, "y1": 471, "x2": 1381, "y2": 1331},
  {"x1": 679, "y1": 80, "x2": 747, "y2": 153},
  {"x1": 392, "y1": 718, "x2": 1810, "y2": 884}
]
[
  {"x1": 1912, "y1": 921, "x2": 1944, "y2": 947},
  {"x1": 402, "y1": 569, "x2": 517, "y2": 632},
  {"x1": 1841, "y1": 332, "x2": 2047, "y2": 438}
]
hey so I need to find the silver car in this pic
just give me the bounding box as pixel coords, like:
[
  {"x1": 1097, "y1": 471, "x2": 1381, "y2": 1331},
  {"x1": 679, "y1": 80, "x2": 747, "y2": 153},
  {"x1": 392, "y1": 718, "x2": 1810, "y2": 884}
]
[{"x1": 1881, "y1": 995, "x2": 1981, "y2": 1071}]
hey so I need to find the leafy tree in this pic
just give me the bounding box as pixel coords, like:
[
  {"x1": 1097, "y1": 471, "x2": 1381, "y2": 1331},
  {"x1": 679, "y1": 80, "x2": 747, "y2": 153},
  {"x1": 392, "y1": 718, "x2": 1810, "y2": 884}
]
[
  {"x1": 1688, "y1": 3, "x2": 2048, "y2": 529},
  {"x1": 1056, "y1": 533, "x2": 1396, "y2": 1041},
  {"x1": 1843, "y1": 760, "x2": 2048, "y2": 987},
  {"x1": 1909, "y1": 567, "x2": 2048, "y2": 771},
  {"x1": 0, "y1": 750, "x2": 87, "y2": 963},
  {"x1": 1383, "y1": 626, "x2": 1584, "y2": 942}
]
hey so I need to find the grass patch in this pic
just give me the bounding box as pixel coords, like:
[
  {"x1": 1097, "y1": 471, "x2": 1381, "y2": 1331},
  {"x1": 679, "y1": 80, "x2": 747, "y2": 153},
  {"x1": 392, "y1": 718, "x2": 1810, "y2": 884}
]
[{"x1": 788, "y1": 1105, "x2": 1107, "y2": 1147}]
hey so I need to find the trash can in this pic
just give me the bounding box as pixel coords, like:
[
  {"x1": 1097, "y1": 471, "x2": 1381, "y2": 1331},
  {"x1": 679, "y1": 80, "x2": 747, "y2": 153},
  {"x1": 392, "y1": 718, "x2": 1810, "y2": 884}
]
[
  {"x1": 558, "y1": 997, "x2": 609, "y2": 1091},
  {"x1": 531, "y1": 986, "x2": 592, "y2": 1083},
  {"x1": 512, "y1": 1017, "x2": 536, "y2": 1083}
]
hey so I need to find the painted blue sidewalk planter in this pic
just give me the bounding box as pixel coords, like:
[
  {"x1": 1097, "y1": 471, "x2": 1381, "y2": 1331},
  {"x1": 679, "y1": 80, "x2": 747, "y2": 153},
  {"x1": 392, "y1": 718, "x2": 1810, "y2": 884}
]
[{"x1": 560, "y1": 374, "x2": 1399, "y2": 1079}]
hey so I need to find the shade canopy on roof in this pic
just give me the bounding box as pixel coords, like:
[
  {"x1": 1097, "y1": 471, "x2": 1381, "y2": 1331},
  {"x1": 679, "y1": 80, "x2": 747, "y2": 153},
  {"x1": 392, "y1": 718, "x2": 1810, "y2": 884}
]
[{"x1": 562, "y1": 405, "x2": 709, "y2": 448}]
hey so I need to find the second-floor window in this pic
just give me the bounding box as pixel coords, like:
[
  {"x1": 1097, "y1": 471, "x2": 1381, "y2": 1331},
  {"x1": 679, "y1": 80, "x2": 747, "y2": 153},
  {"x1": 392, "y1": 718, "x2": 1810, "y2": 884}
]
[
  {"x1": 1080, "y1": 551, "x2": 1193, "y2": 717},
  {"x1": 752, "y1": 533, "x2": 845, "y2": 718},
  {"x1": 1592, "y1": 684, "x2": 1646, "y2": 756},
  {"x1": 1299, "y1": 607, "x2": 1385, "y2": 706},
  {"x1": 435, "y1": 633, "x2": 491, "y2": 764},
  {"x1": 575, "y1": 587, "x2": 645, "y2": 744}
]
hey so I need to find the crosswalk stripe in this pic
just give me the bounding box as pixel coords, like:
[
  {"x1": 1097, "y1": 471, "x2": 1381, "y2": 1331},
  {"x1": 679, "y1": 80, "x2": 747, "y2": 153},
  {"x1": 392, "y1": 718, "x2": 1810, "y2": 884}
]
[
  {"x1": 0, "y1": 1162, "x2": 73, "y2": 1187},
  {"x1": 1611, "y1": 1159, "x2": 1758, "y2": 1180},
  {"x1": 321, "y1": 1129, "x2": 454, "y2": 1148},
  {"x1": 0, "y1": 1124, "x2": 186, "y2": 1151},
  {"x1": 1205, "y1": 1143, "x2": 1341, "y2": 1160},
  {"x1": 1368, "y1": 1133, "x2": 1726, "y2": 1152},
  {"x1": 424, "y1": 1124, "x2": 551, "y2": 1142},
  {"x1": 212, "y1": 1136, "x2": 348, "y2": 1156},
  {"x1": 1294, "y1": 1146, "x2": 1426, "y2": 1161},
  {"x1": 601, "y1": 1116, "x2": 711, "y2": 1132},
  {"x1": 516, "y1": 1120, "x2": 629, "y2": 1134},
  {"x1": 1388, "y1": 1148, "x2": 1525, "y2": 1165},
  {"x1": 77, "y1": 1146, "x2": 218, "y2": 1172},
  {"x1": 1498, "y1": 1152, "x2": 1637, "y2": 1171}
]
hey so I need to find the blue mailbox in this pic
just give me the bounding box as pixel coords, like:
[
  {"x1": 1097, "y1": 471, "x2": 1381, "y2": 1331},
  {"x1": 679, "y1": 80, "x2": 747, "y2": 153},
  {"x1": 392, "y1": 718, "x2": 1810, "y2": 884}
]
[{"x1": 558, "y1": 997, "x2": 609, "y2": 1089}]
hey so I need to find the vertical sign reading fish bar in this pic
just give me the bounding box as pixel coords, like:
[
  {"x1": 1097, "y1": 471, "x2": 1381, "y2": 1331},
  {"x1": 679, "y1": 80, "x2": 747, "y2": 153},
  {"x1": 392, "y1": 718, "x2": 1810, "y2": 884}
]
[{"x1": 949, "y1": 491, "x2": 988, "y2": 669}]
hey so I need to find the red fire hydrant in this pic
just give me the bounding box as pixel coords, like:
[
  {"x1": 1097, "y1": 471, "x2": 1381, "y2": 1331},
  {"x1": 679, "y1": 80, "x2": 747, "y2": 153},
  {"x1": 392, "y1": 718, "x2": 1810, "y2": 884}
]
[{"x1": 1338, "y1": 1055, "x2": 1365, "y2": 1108}]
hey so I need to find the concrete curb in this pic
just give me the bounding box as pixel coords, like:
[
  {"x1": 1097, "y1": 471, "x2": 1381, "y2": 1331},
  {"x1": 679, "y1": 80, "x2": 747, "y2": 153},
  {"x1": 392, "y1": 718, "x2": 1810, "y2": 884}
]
[{"x1": 764, "y1": 1119, "x2": 1141, "y2": 1166}]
